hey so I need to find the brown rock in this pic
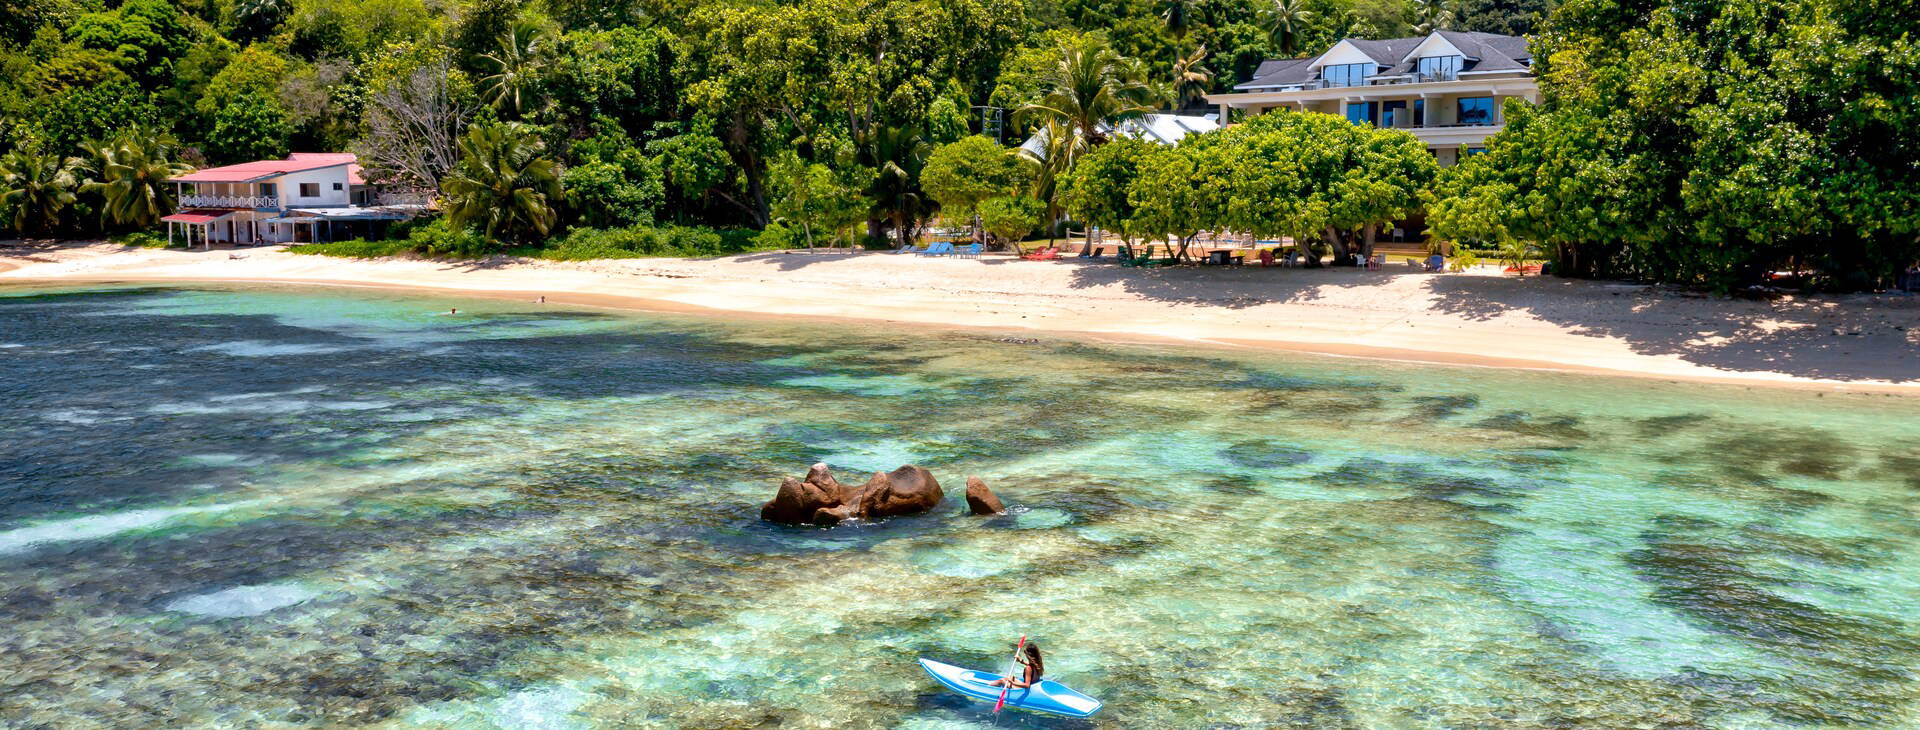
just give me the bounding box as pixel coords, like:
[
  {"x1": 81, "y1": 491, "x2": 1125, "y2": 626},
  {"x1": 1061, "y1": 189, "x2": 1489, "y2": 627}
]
[
  {"x1": 760, "y1": 463, "x2": 944, "y2": 526},
  {"x1": 964, "y1": 476, "x2": 1005, "y2": 515}
]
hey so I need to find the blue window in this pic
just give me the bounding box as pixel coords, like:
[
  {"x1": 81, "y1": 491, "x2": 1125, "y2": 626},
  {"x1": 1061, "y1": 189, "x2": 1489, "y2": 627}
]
[
  {"x1": 1465, "y1": 147, "x2": 1488, "y2": 157},
  {"x1": 1416, "y1": 55, "x2": 1462, "y2": 82},
  {"x1": 1457, "y1": 97, "x2": 1495, "y2": 125},
  {"x1": 1382, "y1": 100, "x2": 1408, "y2": 128},
  {"x1": 1323, "y1": 63, "x2": 1372, "y2": 87},
  {"x1": 1345, "y1": 102, "x2": 1377, "y2": 126}
]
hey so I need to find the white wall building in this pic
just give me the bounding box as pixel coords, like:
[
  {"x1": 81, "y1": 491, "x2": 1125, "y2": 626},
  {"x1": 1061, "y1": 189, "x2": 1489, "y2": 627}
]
[
  {"x1": 162, "y1": 153, "x2": 428, "y2": 247},
  {"x1": 1205, "y1": 31, "x2": 1539, "y2": 166}
]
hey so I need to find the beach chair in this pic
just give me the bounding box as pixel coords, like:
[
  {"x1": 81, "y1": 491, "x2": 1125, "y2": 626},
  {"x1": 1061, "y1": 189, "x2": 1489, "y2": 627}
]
[
  {"x1": 1425, "y1": 254, "x2": 1445, "y2": 272},
  {"x1": 1258, "y1": 250, "x2": 1275, "y2": 267},
  {"x1": 959, "y1": 243, "x2": 983, "y2": 258},
  {"x1": 918, "y1": 242, "x2": 953, "y2": 257},
  {"x1": 1021, "y1": 247, "x2": 1059, "y2": 261},
  {"x1": 896, "y1": 243, "x2": 920, "y2": 254},
  {"x1": 1367, "y1": 253, "x2": 1384, "y2": 271}
]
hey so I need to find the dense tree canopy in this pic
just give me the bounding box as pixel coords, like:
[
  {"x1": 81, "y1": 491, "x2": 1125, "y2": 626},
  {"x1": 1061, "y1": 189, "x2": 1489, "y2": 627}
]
[{"x1": 0, "y1": 0, "x2": 1909, "y2": 290}]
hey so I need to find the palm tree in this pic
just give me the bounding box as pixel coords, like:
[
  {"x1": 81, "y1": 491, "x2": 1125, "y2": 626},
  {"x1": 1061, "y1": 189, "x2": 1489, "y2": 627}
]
[
  {"x1": 1161, "y1": 0, "x2": 1201, "y2": 43},
  {"x1": 479, "y1": 24, "x2": 551, "y2": 118},
  {"x1": 1264, "y1": 0, "x2": 1315, "y2": 56},
  {"x1": 0, "y1": 149, "x2": 83, "y2": 235},
  {"x1": 84, "y1": 128, "x2": 191, "y2": 229},
  {"x1": 440, "y1": 122, "x2": 562, "y2": 243},
  {"x1": 1016, "y1": 119, "x2": 1085, "y2": 248},
  {"x1": 1014, "y1": 41, "x2": 1159, "y2": 150},
  {"x1": 1413, "y1": 0, "x2": 1454, "y2": 34},
  {"x1": 861, "y1": 125, "x2": 934, "y2": 248},
  {"x1": 1171, "y1": 45, "x2": 1213, "y2": 111}
]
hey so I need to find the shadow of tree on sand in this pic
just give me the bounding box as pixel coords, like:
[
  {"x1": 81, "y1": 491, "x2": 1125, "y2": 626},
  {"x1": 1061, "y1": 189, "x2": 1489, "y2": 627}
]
[
  {"x1": 1061, "y1": 258, "x2": 1418, "y2": 308},
  {"x1": 1424, "y1": 275, "x2": 1920, "y2": 383}
]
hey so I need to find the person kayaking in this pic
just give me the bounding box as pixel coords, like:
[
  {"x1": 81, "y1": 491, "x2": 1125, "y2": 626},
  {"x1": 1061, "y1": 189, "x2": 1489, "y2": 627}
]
[{"x1": 986, "y1": 642, "x2": 1043, "y2": 689}]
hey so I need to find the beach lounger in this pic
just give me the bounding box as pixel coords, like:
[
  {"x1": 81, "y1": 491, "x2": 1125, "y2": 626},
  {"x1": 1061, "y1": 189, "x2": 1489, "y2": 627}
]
[
  {"x1": 896, "y1": 243, "x2": 920, "y2": 254},
  {"x1": 918, "y1": 242, "x2": 954, "y2": 257},
  {"x1": 1021, "y1": 247, "x2": 1059, "y2": 261}
]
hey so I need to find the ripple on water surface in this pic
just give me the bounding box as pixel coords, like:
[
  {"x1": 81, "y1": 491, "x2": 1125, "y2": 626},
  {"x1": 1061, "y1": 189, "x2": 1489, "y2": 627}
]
[{"x1": 1, "y1": 283, "x2": 1917, "y2": 729}]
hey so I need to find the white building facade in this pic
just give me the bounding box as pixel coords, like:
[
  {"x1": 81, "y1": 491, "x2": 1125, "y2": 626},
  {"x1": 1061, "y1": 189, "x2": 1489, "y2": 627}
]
[
  {"x1": 1205, "y1": 31, "x2": 1539, "y2": 166},
  {"x1": 162, "y1": 153, "x2": 427, "y2": 247}
]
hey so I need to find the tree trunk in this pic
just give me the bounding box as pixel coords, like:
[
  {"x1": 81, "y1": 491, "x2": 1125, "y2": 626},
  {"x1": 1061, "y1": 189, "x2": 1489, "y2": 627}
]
[
  {"x1": 1325, "y1": 226, "x2": 1351, "y2": 266},
  {"x1": 802, "y1": 222, "x2": 814, "y2": 250},
  {"x1": 1361, "y1": 223, "x2": 1377, "y2": 261}
]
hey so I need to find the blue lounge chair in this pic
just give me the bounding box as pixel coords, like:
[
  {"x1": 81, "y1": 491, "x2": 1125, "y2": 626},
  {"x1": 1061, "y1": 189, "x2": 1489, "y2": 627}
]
[
  {"x1": 896, "y1": 243, "x2": 921, "y2": 254},
  {"x1": 918, "y1": 242, "x2": 954, "y2": 257},
  {"x1": 959, "y1": 243, "x2": 983, "y2": 258}
]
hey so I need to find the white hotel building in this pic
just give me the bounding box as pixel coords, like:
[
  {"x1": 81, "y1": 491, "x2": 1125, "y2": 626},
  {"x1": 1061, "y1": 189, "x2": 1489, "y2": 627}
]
[{"x1": 1206, "y1": 30, "x2": 1540, "y2": 166}]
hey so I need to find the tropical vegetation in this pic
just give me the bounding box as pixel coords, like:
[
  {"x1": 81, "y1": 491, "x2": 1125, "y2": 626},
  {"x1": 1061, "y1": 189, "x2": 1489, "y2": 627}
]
[{"x1": 0, "y1": 0, "x2": 1909, "y2": 288}]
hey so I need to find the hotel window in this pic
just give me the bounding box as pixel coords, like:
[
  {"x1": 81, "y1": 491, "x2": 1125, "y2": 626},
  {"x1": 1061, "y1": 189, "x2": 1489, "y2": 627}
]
[
  {"x1": 1416, "y1": 55, "x2": 1462, "y2": 82},
  {"x1": 259, "y1": 182, "x2": 276, "y2": 198},
  {"x1": 1382, "y1": 100, "x2": 1408, "y2": 128},
  {"x1": 1414, "y1": 99, "x2": 1425, "y2": 126},
  {"x1": 1345, "y1": 101, "x2": 1377, "y2": 126},
  {"x1": 1323, "y1": 63, "x2": 1372, "y2": 88},
  {"x1": 1457, "y1": 96, "x2": 1495, "y2": 125},
  {"x1": 299, "y1": 182, "x2": 319, "y2": 197},
  {"x1": 1465, "y1": 147, "x2": 1488, "y2": 157},
  {"x1": 333, "y1": 182, "x2": 343, "y2": 191}
]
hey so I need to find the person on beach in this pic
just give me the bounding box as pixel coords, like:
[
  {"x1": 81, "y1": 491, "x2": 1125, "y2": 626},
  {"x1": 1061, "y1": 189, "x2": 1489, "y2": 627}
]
[{"x1": 986, "y1": 642, "x2": 1044, "y2": 689}]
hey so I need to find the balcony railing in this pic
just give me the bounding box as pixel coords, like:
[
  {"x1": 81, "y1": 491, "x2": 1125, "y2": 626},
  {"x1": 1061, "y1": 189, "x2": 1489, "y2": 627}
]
[{"x1": 181, "y1": 195, "x2": 278, "y2": 209}]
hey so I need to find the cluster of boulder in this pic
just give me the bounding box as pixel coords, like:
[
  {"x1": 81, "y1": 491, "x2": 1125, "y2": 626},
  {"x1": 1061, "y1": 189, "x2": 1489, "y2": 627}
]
[{"x1": 760, "y1": 463, "x2": 1004, "y2": 526}]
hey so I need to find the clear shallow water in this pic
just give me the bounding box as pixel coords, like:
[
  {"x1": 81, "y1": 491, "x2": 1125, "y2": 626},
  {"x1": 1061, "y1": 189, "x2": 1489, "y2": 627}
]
[{"x1": 1, "y1": 284, "x2": 1917, "y2": 729}]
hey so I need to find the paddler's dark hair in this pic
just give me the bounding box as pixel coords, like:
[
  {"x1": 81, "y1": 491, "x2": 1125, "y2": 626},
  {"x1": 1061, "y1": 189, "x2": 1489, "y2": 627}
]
[{"x1": 1024, "y1": 643, "x2": 1043, "y2": 677}]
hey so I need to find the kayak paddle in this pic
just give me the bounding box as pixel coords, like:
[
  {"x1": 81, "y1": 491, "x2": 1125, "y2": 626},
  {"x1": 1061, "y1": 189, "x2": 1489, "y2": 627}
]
[{"x1": 994, "y1": 635, "x2": 1026, "y2": 715}]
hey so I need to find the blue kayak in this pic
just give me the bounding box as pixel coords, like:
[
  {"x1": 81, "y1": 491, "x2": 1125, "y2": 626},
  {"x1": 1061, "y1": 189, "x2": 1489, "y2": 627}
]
[{"x1": 918, "y1": 657, "x2": 1104, "y2": 718}]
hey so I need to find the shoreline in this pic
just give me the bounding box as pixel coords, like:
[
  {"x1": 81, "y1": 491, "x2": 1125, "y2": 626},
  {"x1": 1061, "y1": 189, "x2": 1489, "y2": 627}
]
[{"x1": 5, "y1": 242, "x2": 1917, "y2": 395}]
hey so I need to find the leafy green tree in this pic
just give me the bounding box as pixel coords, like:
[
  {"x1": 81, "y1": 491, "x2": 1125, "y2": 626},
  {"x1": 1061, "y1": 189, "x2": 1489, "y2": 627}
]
[
  {"x1": 206, "y1": 96, "x2": 293, "y2": 164},
  {"x1": 83, "y1": 127, "x2": 190, "y2": 229},
  {"x1": 66, "y1": 0, "x2": 195, "y2": 88},
  {"x1": 1125, "y1": 144, "x2": 1203, "y2": 259},
  {"x1": 1059, "y1": 137, "x2": 1157, "y2": 252},
  {"x1": 766, "y1": 152, "x2": 870, "y2": 249},
  {"x1": 1453, "y1": 0, "x2": 1548, "y2": 36},
  {"x1": 978, "y1": 195, "x2": 1043, "y2": 252},
  {"x1": 229, "y1": 0, "x2": 288, "y2": 41},
  {"x1": 441, "y1": 121, "x2": 563, "y2": 244},
  {"x1": 922, "y1": 135, "x2": 1026, "y2": 243},
  {"x1": 563, "y1": 128, "x2": 666, "y2": 229},
  {"x1": 0, "y1": 148, "x2": 82, "y2": 234},
  {"x1": 29, "y1": 76, "x2": 160, "y2": 156},
  {"x1": 649, "y1": 129, "x2": 739, "y2": 221},
  {"x1": 1014, "y1": 38, "x2": 1158, "y2": 151}
]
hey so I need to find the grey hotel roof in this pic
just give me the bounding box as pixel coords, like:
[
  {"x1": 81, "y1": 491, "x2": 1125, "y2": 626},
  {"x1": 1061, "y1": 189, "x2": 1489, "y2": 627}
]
[{"x1": 1234, "y1": 31, "x2": 1531, "y2": 91}]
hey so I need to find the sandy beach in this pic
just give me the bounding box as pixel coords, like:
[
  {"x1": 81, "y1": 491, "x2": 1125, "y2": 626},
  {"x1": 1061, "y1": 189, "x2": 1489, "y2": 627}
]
[{"x1": 4, "y1": 240, "x2": 1917, "y2": 392}]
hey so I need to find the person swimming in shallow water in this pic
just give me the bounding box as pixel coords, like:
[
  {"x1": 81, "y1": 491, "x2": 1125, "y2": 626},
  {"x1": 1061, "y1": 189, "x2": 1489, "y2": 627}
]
[{"x1": 986, "y1": 642, "x2": 1043, "y2": 689}]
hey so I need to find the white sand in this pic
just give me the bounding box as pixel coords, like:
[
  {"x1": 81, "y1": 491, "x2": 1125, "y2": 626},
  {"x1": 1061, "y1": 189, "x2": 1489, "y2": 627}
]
[{"x1": 5, "y1": 241, "x2": 1917, "y2": 392}]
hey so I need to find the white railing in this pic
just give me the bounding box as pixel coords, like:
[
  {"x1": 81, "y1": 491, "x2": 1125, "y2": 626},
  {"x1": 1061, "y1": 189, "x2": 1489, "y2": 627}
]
[{"x1": 181, "y1": 195, "x2": 278, "y2": 209}]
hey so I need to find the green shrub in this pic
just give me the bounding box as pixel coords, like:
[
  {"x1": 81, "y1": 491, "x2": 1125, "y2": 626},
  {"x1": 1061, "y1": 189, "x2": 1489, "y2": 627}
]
[
  {"x1": 537, "y1": 224, "x2": 767, "y2": 260},
  {"x1": 287, "y1": 238, "x2": 416, "y2": 258},
  {"x1": 111, "y1": 230, "x2": 174, "y2": 248},
  {"x1": 407, "y1": 218, "x2": 495, "y2": 257}
]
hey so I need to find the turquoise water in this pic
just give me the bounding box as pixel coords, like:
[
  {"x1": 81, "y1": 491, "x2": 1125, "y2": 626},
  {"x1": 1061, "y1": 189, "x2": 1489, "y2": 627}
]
[{"x1": 2, "y1": 284, "x2": 1917, "y2": 729}]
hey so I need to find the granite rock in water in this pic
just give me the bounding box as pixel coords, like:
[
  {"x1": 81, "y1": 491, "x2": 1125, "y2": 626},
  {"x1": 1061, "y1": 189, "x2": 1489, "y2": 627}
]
[
  {"x1": 761, "y1": 463, "x2": 943, "y2": 526},
  {"x1": 964, "y1": 476, "x2": 1005, "y2": 515}
]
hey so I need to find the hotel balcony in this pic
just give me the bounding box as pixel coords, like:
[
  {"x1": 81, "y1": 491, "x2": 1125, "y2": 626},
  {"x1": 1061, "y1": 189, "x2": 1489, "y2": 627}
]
[{"x1": 180, "y1": 195, "x2": 279, "y2": 210}]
